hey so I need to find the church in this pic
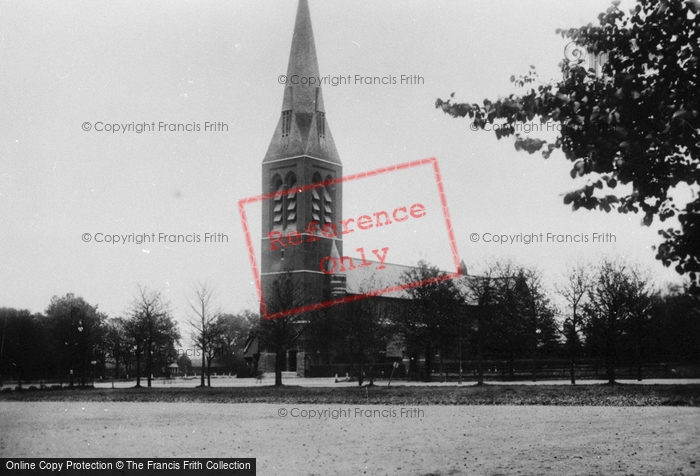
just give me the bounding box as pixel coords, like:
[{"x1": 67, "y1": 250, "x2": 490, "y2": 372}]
[
  {"x1": 245, "y1": 0, "x2": 470, "y2": 380},
  {"x1": 260, "y1": 0, "x2": 345, "y2": 315}
]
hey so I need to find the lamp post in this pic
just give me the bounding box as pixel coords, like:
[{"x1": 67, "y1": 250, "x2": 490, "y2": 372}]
[
  {"x1": 69, "y1": 306, "x2": 76, "y2": 388},
  {"x1": 531, "y1": 328, "x2": 541, "y2": 382}
]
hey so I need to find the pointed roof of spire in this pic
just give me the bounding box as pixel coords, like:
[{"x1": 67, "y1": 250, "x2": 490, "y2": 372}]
[
  {"x1": 263, "y1": 0, "x2": 341, "y2": 165},
  {"x1": 285, "y1": 0, "x2": 320, "y2": 114}
]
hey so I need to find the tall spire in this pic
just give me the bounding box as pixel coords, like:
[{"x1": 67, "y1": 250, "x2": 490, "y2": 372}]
[
  {"x1": 263, "y1": 0, "x2": 341, "y2": 165},
  {"x1": 284, "y1": 0, "x2": 321, "y2": 114}
]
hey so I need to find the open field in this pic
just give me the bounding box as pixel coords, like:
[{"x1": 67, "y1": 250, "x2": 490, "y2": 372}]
[
  {"x1": 1, "y1": 383, "x2": 699, "y2": 406},
  {"x1": 1, "y1": 401, "x2": 698, "y2": 476}
]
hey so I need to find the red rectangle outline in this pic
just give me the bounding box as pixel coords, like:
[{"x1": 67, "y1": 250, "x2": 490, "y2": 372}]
[{"x1": 238, "y1": 157, "x2": 462, "y2": 320}]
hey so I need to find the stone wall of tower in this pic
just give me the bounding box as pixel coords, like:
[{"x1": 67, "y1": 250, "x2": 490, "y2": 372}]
[
  {"x1": 260, "y1": 0, "x2": 343, "y2": 315},
  {"x1": 261, "y1": 157, "x2": 342, "y2": 309}
]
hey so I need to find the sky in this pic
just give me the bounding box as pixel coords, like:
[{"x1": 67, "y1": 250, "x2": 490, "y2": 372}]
[{"x1": 0, "y1": 0, "x2": 689, "y2": 339}]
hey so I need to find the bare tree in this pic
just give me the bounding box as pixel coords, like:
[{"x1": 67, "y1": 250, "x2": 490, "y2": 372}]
[
  {"x1": 187, "y1": 281, "x2": 222, "y2": 387},
  {"x1": 122, "y1": 313, "x2": 146, "y2": 387},
  {"x1": 487, "y1": 260, "x2": 525, "y2": 379},
  {"x1": 516, "y1": 268, "x2": 558, "y2": 382},
  {"x1": 557, "y1": 263, "x2": 591, "y2": 384},
  {"x1": 626, "y1": 267, "x2": 655, "y2": 382},
  {"x1": 462, "y1": 269, "x2": 498, "y2": 386},
  {"x1": 462, "y1": 261, "x2": 519, "y2": 385},
  {"x1": 256, "y1": 273, "x2": 309, "y2": 386},
  {"x1": 125, "y1": 286, "x2": 180, "y2": 388},
  {"x1": 104, "y1": 317, "x2": 130, "y2": 380},
  {"x1": 583, "y1": 259, "x2": 651, "y2": 384}
]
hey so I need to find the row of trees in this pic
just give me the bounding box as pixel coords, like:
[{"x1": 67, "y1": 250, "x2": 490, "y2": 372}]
[
  {"x1": 0, "y1": 294, "x2": 111, "y2": 387},
  {"x1": 2, "y1": 260, "x2": 698, "y2": 387},
  {"x1": 424, "y1": 258, "x2": 697, "y2": 384},
  {"x1": 0, "y1": 283, "x2": 257, "y2": 389},
  {"x1": 257, "y1": 257, "x2": 699, "y2": 386},
  {"x1": 0, "y1": 287, "x2": 181, "y2": 388}
]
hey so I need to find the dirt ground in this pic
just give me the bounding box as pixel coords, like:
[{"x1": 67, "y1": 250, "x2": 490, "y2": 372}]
[{"x1": 1, "y1": 402, "x2": 698, "y2": 476}]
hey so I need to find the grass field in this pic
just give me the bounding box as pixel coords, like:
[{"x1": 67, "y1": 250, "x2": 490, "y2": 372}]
[
  {"x1": 2, "y1": 385, "x2": 699, "y2": 475},
  {"x1": 1, "y1": 383, "x2": 699, "y2": 406},
  {"x1": 1, "y1": 401, "x2": 698, "y2": 475}
]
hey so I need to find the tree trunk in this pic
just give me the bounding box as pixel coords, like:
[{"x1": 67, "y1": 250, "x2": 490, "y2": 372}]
[
  {"x1": 635, "y1": 324, "x2": 642, "y2": 382},
  {"x1": 358, "y1": 353, "x2": 364, "y2": 387},
  {"x1": 476, "y1": 323, "x2": 484, "y2": 385},
  {"x1": 207, "y1": 356, "x2": 212, "y2": 387},
  {"x1": 135, "y1": 347, "x2": 142, "y2": 387},
  {"x1": 606, "y1": 319, "x2": 616, "y2": 384},
  {"x1": 146, "y1": 343, "x2": 152, "y2": 388},
  {"x1": 275, "y1": 350, "x2": 284, "y2": 386},
  {"x1": 200, "y1": 348, "x2": 206, "y2": 387},
  {"x1": 531, "y1": 341, "x2": 537, "y2": 382},
  {"x1": 606, "y1": 352, "x2": 615, "y2": 384},
  {"x1": 569, "y1": 349, "x2": 576, "y2": 385},
  {"x1": 81, "y1": 351, "x2": 87, "y2": 386},
  {"x1": 424, "y1": 345, "x2": 432, "y2": 382},
  {"x1": 508, "y1": 351, "x2": 515, "y2": 379}
]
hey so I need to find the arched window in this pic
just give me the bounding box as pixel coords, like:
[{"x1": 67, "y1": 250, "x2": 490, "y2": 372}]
[
  {"x1": 311, "y1": 172, "x2": 323, "y2": 223},
  {"x1": 270, "y1": 175, "x2": 284, "y2": 230},
  {"x1": 285, "y1": 172, "x2": 297, "y2": 228},
  {"x1": 323, "y1": 174, "x2": 334, "y2": 224}
]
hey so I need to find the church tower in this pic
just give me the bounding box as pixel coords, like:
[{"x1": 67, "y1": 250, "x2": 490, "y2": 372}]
[{"x1": 261, "y1": 0, "x2": 343, "y2": 314}]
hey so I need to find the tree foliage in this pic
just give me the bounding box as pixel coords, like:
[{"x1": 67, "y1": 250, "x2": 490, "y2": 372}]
[
  {"x1": 397, "y1": 261, "x2": 463, "y2": 381},
  {"x1": 255, "y1": 273, "x2": 310, "y2": 386},
  {"x1": 103, "y1": 317, "x2": 131, "y2": 379},
  {"x1": 124, "y1": 286, "x2": 180, "y2": 388},
  {"x1": 464, "y1": 262, "x2": 558, "y2": 380},
  {"x1": 556, "y1": 263, "x2": 592, "y2": 383},
  {"x1": 646, "y1": 283, "x2": 700, "y2": 363},
  {"x1": 0, "y1": 308, "x2": 45, "y2": 386},
  {"x1": 437, "y1": 0, "x2": 700, "y2": 288},
  {"x1": 582, "y1": 258, "x2": 652, "y2": 383},
  {"x1": 43, "y1": 294, "x2": 107, "y2": 386},
  {"x1": 215, "y1": 310, "x2": 256, "y2": 375}
]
